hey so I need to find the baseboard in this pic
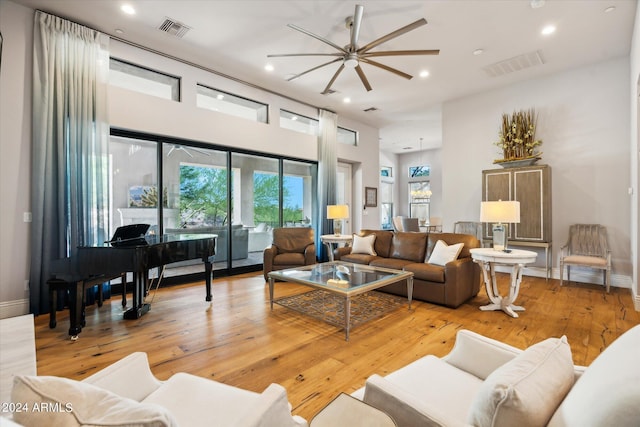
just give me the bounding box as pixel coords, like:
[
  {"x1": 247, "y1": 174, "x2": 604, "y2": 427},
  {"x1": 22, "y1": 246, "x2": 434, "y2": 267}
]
[
  {"x1": 0, "y1": 299, "x2": 30, "y2": 319},
  {"x1": 492, "y1": 265, "x2": 632, "y2": 289}
]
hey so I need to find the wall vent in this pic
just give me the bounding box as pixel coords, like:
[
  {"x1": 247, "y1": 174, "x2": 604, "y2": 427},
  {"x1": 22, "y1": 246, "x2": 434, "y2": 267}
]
[
  {"x1": 483, "y1": 50, "x2": 545, "y2": 77},
  {"x1": 364, "y1": 107, "x2": 378, "y2": 112},
  {"x1": 158, "y1": 18, "x2": 191, "y2": 38}
]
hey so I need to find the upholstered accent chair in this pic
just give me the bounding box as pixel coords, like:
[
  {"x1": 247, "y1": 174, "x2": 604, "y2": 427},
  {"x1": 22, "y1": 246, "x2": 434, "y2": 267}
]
[
  {"x1": 401, "y1": 217, "x2": 420, "y2": 232},
  {"x1": 559, "y1": 224, "x2": 611, "y2": 292},
  {"x1": 263, "y1": 228, "x2": 316, "y2": 280},
  {"x1": 453, "y1": 221, "x2": 483, "y2": 242}
]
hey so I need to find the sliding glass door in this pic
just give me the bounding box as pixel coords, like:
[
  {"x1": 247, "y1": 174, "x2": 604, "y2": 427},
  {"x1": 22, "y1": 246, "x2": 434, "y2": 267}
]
[{"x1": 109, "y1": 130, "x2": 317, "y2": 279}]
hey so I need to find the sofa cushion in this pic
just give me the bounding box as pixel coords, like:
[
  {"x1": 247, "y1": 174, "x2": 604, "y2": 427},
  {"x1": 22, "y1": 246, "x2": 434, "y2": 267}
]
[
  {"x1": 273, "y1": 228, "x2": 314, "y2": 253},
  {"x1": 369, "y1": 257, "x2": 414, "y2": 271},
  {"x1": 467, "y1": 336, "x2": 575, "y2": 427},
  {"x1": 143, "y1": 373, "x2": 260, "y2": 427},
  {"x1": 273, "y1": 253, "x2": 305, "y2": 265},
  {"x1": 340, "y1": 253, "x2": 380, "y2": 265},
  {"x1": 390, "y1": 232, "x2": 428, "y2": 262},
  {"x1": 11, "y1": 375, "x2": 177, "y2": 427},
  {"x1": 351, "y1": 234, "x2": 377, "y2": 255},
  {"x1": 364, "y1": 355, "x2": 484, "y2": 427},
  {"x1": 547, "y1": 325, "x2": 640, "y2": 427},
  {"x1": 359, "y1": 229, "x2": 394, "y2": 258},
  {"x1": 428, "y1": 240, "x2": 464, "y2": 266},
  {"x1": 427, "y1": 232, "x2": 480, "y2": 260},
  {"x1": 403, "y1": 262, "x2": 445, "y2": 282}
]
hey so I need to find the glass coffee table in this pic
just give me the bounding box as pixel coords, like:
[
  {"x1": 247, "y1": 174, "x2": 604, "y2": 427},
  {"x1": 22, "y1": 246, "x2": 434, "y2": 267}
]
[{"x1": 268, "y1": 261, "x2": 413, "y2": 340}]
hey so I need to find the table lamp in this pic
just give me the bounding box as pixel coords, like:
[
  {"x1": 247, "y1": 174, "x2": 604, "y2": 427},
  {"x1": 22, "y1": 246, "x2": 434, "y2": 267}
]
[
  {"x1": 480, "y1": 200, "x2": 520, "y2": 251},
  {"x1": 327, "y1": 205, "x2": 349, "y2": 236}
]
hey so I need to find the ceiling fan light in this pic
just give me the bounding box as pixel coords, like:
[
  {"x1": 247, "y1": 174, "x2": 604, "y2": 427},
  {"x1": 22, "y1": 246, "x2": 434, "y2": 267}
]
[{"x1": 344, "y1": 54, "x2": 359, "y2": 68}]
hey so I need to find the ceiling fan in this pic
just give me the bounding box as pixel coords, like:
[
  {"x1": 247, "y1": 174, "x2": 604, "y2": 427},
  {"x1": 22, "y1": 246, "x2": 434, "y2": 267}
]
[{"x1": 268, "y1": 4, "x2": 439, "y2": 95}]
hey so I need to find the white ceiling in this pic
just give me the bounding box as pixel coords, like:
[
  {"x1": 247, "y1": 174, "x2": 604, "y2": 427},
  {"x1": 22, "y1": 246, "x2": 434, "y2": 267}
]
[{"x1": 10, "y1": 0, "x2": 636, "y2": 152}]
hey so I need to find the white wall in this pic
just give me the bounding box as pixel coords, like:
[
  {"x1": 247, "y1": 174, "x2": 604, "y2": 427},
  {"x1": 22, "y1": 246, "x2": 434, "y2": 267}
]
[
  {"x1": 442, "y1": 57, "x2": 633, "y2": 287},
  {"x1": 0, "y1": 1, "x2": 33, "y2": 317},
  {"x1": 630, "y1": 0, "x2": 640, "y2": 307},
  {"x1": 0, "y1": 4, "x2": 380, "y2": 315}
]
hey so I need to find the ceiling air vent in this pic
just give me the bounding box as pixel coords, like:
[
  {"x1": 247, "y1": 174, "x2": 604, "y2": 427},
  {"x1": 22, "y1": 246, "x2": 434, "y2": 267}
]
[
  {"x1": 158, "y1": 18, "x2": 191, "y2": 38},
  {"x1": 483, "y1": 50, "x2": 545, "y2": 77},
  {"x1": 364, "y1": 107, "x2": 378, "y2": 112}
]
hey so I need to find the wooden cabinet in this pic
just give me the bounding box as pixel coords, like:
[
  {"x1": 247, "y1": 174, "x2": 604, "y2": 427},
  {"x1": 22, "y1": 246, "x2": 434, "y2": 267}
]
[{"x1": 482, "y1": 165, "x2": 552, "y2": 243}]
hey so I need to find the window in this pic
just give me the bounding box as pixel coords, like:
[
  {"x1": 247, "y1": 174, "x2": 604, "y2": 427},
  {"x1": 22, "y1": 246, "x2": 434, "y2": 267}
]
[
  {"x1": 197, "y1": 84, "x2": 268, "y2": 123},
  {"x1": 380, "y1": 181, "x2": 393, "y2": 230},
  {"x1": 109, "y1": 58, "x2": 180, "y2": 101},
  {"x1": 279, "y1": 109, "x2": 319, "y2": 136},
  {"x1": 337, "y1": 126, "x2": 357, "y2": 145}
]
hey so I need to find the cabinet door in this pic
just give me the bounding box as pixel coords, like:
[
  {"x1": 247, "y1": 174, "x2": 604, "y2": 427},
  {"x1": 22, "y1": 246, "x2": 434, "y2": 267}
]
[
  {"x1": 482, "y1": 170, "x2": 511, "y2": 240},
  {"x1": 514, "y1": 169, "x2": 542, "y2": 240},
  {"x1": 513, "y1": 166, "x2": 551, "y2": 242}
]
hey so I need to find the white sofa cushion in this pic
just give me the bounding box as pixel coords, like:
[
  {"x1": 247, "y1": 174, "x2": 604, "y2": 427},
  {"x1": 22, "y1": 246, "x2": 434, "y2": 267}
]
[
  {"x1": 11, "y1": 375, "x2": 176, "y2": 427},
  {"x1": 143, "y1": 373, "x2": 259, "y2": 427},
  {"x1": 467, "y1": 336, "x2": 575, "y2": 427},
  {"x1": 547, "y1": 325, "x2": 640, "y2": 427},
  {"x1": 364, "y1": 355, "x2": 483, "y2": 426}
]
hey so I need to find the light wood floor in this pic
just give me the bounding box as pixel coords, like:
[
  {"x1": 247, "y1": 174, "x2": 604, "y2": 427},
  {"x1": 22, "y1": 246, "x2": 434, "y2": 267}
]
[{"x1": 33, "y1": 272, "x2": 639, "y2": 422}]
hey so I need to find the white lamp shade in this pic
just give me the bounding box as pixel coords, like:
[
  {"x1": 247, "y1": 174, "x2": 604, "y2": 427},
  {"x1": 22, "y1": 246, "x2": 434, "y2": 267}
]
[
  {"x1": 327, "y1": 204, "x2": 350, "y2": 219},
  {"x1": 480, "y1": 200, "x2": 520, "y2": 223}
]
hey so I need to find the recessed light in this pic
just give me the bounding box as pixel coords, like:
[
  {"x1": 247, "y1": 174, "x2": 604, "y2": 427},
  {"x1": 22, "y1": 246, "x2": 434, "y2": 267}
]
[
  {"x1": 264, "y1": 63, "x2": 274, "y2": 72},
  {"x1": 541, "y1": 25, "x2": 556, "y2": 36},
  {"x1": 419, "y1": 70, "x2": 430, "y2": 78},
  {"x1": 473, "y1": 49, "x2": 484, "y2": 56},
  {"x1": 530, "y1": 0, "x2": 546, "y2": 9},
  {"x1": 121, "y1": 4, "x2": 136, "y2": 15},
  {"x1": 115, "y1": 28, "x2": 124, "y2": 34},
  {"x1": 343, "y1": 97, "x2": 351, "y2": 103},
  {"x1": 291, "y1": 116, "x2": 298, "y2": 121},
  {"x1": 216, "y1": 94, "x2": 224, "y2": 100},
  {"x1": 604, "y1": 6, "x2": 616, "y2": 13}
]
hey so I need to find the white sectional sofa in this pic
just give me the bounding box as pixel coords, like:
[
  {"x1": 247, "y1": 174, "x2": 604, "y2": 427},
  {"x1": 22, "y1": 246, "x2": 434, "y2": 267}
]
[
  {"x1": 353, "y1": 326, "x2": 640, "y2": 427},
  {"x1": 0, "y1": 315, "x2": 306, "y2": 427}
]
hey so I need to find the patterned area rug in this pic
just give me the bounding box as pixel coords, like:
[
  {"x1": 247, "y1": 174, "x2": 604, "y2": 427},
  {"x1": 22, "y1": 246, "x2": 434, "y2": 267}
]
[{"x1": 274, "y1": 289, "x2": 407, "y2": 330}]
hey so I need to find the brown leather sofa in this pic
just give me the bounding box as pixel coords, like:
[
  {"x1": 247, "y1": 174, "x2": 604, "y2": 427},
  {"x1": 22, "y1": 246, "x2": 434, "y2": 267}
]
[
  {"x1": 263, "y1": 227, "x2": 316, "y2": 280},
  {"x1": 334, "y1": 230, "x2": 482, "y2": 308}
]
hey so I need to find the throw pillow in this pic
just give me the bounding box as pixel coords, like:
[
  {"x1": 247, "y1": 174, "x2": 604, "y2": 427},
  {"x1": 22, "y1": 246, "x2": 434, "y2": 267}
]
[
  {"x1": 427, "y1": 240, "x2": 463, "y2": 266},
  {"x1": 11, "y1": 375, "x2": 177, "y2": 427},
  {"x1": 467, "y1": 336, "x2": 575, "y2": 427},
  {"x1": 351, "y1": 234, "x2": 377, "y2": 255}
]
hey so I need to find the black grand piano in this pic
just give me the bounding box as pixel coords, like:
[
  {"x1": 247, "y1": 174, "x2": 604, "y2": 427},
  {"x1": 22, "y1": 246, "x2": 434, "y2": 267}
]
[{"x1": 49, "y1": 225, "x2": 216, "y2": 338}]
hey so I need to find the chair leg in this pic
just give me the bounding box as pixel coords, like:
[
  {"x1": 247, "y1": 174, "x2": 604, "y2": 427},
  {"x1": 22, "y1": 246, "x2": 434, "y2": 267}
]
[
  {"x1": 605, "y1": 268, "x2": 610, "y2": 293},
  {"x1": 559, "y1": 260, "x2": 564, "y2": 287}
]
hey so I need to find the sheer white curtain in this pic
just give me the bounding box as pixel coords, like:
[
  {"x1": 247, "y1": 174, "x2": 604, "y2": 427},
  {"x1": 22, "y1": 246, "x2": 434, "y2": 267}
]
[
  {"x1": 317, "y1": 109, "x2": 338, "y2": 259},
  {"x1": 30, "y1": 11, "x2": 110, "y2": 314}
]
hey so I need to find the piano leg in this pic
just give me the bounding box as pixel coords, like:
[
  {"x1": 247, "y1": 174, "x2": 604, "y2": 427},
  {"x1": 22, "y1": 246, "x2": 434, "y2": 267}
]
[
  {"x1": 123, "y1": 270, "x2": 150, "y2": 320},
  {"x1": 121, "y1": 273, "x2": 127, "y2": 307},
  {"x1": 205, "y1": 258, "x2": 213, "y2": 302},
  {"x1": 68, "y1": 280, "x2": 84, "y2": 339}
]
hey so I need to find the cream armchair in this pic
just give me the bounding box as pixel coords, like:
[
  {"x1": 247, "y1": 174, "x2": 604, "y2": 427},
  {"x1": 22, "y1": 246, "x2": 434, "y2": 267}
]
[
  {"x1": 559, "y1": 223, "x2": 611, "y2": 292},
  {"x1": 353, "y1": 326, "x2": 640, "y2": 427}
]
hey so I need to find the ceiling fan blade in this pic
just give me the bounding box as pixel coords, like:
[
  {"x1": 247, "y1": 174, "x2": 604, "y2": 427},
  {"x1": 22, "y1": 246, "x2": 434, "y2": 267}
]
[
  {"x1": 287, "y1": 58, "x2": 343, "y2": 81},
  {"x1": 360, "y1": 58, "x2": 413, "y2": 80},
  {"x1": 354, "y1": 65, "x2": 372, "y2": 92},
  {"x1": 349, "y1": 4, "x2": 364, "y2": 50},
  {"x1": 321, "y1": 64, "x2": 345, "y2": 95},
  {"x1": 268, "y1": 53, "x2": 344, "y2": 58},
  {"x1": 362, "y1": 49, "x2": 440, "y2": 57},
  {"x1": 287, "y1": 24, "x2": 347, "y2": 54},
  {"x1": 358, "y1": 18, "x2": 427, "y2": 54}
]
